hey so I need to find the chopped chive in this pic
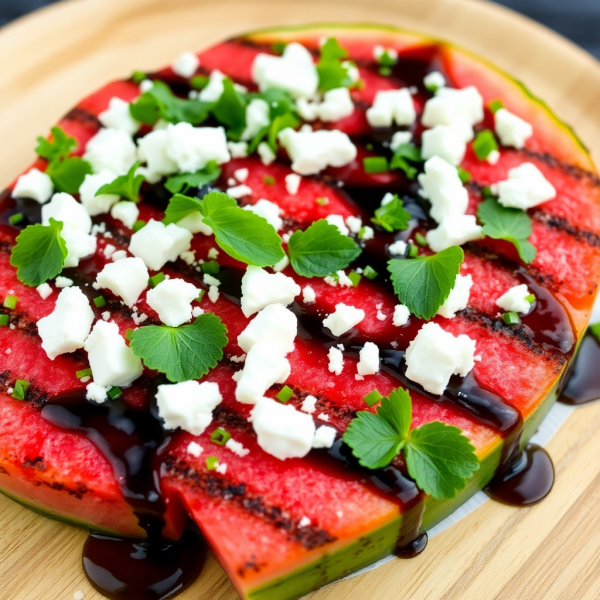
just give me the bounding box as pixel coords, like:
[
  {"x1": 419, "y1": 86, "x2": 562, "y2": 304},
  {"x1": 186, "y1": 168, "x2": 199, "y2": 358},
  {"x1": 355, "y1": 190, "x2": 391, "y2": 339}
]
[
  {"x1": 365, "y1": 143, "x2": 374, "y2": 151},
  {"x1": 202, "y1": 261, "x2": 220, "y2": 275},
  {"x1": 12, "y1": 379, "x2": 29, "y2": 401},
  {"x1": 148, "y1": 272, "x2": 166, "y2": 288},
  {"x1": 190, "y1": 75, "x2": 209, "y2": 89},
  {"x1": 408, "y1": 244, "x2": 419, "y2": 258},
  {"x1": 348, "y1": 271, "x2": 362, "y2": 287},
  {"x1": 107, "y1": 386, "x2": 122, "y2": 400},
  {"x1": 525, "y1": 293, "x2": 536, "y2": 304},
  {"x1": 590, "y1": 322, "x2": 600, "y2": 341},
  {"x1": 3, "y1": 296, "x2": 17, "y2": 310},
  {"x1": 415, "y1": 233, "x2": 428, "y2": 247},
  {"x1": 76, "y1": 368, "x2": 93, "y2": 379},
  {"x1": 315, "y1": 197, "x2": 329, "y2": 206},
  {"x1": 473, "y1": 129, "x2": 499, "y2": 161},
  {"x1": 263, "y1": 175, "x2": 275, "y2": 186},
  {"x1": 93, "y1": 295, "x2": 106, "y2": 308},
  {"x1": 9, "y1": 213, "x2": 24, "y2": 225},
  {"x1": 125, "y1": 328, "x2": 134, "y2": 340},
  {"x1": 363, "y1": 156, "x2": 389, "y2": 174},
  {"x1": 378, "y1": 66, "x2": 392, "y2": 76},
  {"x1": 457, "y1": 167, "x2": 472, "y2": 184},
  {"x1": 502, "y1": 311, "x2": 520, "y2": 325},
  {"x1": 210, "y1": 428, "x2": 231, "y2": 446},
  {"x1": 0, "y1": 314, "x2": 8, "y2": 327},
  {"x1": 364, "y1": 389, "x2": 384, "y2": 407},
  {"x1": 132, "y1": 219, "x2": 146, "y2": 232},
  {"x1": 271, "y1": 41, "x2": 287, "y2": 55},
  {"x1": 196, "y1": 289, "x2": 206, "y2": 302},
  {"x1": 489, "y1": 99, "x2": 504, "y2": 114},
  {"x1": 206, "y1": 456, "x2": 219, "y2": 470},
  {"x1": 377, "y1": 51, "x2": 397, "y2": 67},
  {"x1": 363, "y1": 265, "x2": 378, "y2": 280},
  {"x1": 276, "y1": 385, "x2": 294, "y2": 403},
  {"x1": 132, "y1": 70, "x2": 146, "y2": 83}
]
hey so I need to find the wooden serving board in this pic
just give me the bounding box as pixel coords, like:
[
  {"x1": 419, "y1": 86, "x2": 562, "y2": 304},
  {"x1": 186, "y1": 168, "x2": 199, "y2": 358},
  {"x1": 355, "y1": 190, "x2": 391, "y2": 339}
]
[{"x1": 1, "y1": 0, "x2": 600, "y2": 598}]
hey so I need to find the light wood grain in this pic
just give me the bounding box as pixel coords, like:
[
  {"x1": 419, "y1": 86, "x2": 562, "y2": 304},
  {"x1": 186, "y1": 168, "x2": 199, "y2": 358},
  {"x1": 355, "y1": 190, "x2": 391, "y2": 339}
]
[{"x1": 1, "y1": 0, "x2": 600, "y2": 599}]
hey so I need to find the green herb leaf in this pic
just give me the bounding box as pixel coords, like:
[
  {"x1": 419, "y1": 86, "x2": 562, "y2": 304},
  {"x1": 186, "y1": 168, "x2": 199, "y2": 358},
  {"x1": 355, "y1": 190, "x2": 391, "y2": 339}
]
[
  {"x1": 473, "y1": 129, "x2": 499, "y2": 161},
  {"x1": 163, "y1": 193, "x2": 203, "y2": 225},
  {"x1": 405, "y1": 421, "x2": 479, "y2": 500},
  {"x1": 36, "y1": 126, "x2": 77, "y2": 162},
  {"x1": 317, "y1": 37, "x2": 354, "y2": 91},
  {"x1": 129, "y1": 313, "x2": 228, "y2": 382},
  {"x1": 387, "y1": 246, "x2": 464, "y2": 320},
  {"x1": 211, "y1": 78, "x2": 247, "y2": 138},
  {"x1": 164, "y1": 161, "x2": 221, "y2": 194},
  {"x1": 378, "y1": 387, "x2": 412, "y2": 439},
  {"x1": 200, "y1": 191, "x2": 285, "y2": 267},
  {"x1": 320, "y1": 37, "x2": 349, "y2": 61},
  {"x1": 389, "y1": 143, "x2": 422, "y2": 179},
  {"x1": 46, "y1": 157, "x2": 93, "y2": 194},
  {"x1": 9, "y1": 218, "x2": 67, "y2": 286},
  {"x1": 371, "y1": 195, "x2": 411, "y2": 232},
  {"x1": 477, "y1": 198, "x2": 536, "y2": 263},
  {"x1": 96, "y1": 161, "x2": 145, "y2": 202},
  {"x1": 287, "y1": 219, "x2": 362, "y2": 277}
]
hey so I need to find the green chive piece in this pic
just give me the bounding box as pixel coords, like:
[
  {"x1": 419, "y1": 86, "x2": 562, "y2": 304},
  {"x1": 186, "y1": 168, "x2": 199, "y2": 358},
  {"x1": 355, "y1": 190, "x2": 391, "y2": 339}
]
[
  {"x1": 489, "y1": 99, "x2": 504, "y2": 114},
  {"x1": 93, "y1": 296, "x2": 106, "y2": 308},
  {"x1": 377, "y1": 50, "x2": 397, "y2": 67},
  {"x1": 125, "y1": 328, "x2": 134, "y2": 341},
  {"x1": 190, "y1": 75, "x2": 209, "y2": 89},
  {"x1": 502, "y1": 311, "x2": 520, "y2": 325},
  {"x1": 271, "y1": 41, "x2": 287, "y2": 55},
  {"x1": 148, "y1": 272, "x2": 166, "y2": 288},
  {"x1": 107, "y1": 386, "x2": 122, "y2": 400},
  {"x1": 210, "y1": 428, "x2": 231, "y2": 446},
  {"x1": 378, "y1": 66, "x2": 392, "y2": 76},
  {"x1": 131, "y1": 70, "x2": 146, "y2": 83},
  {"x1": 3, "y1": 296, "x2": 17, "y2": 310},
  {"x1": 206, "y1": 456, "x2": 219, "y2": 470},
  {"x1": 132, "y1": 219, "x2": 146, "y2": 232},
  {"x1": 365, "y1": 143, "x2": 374, "y2": 151},
  {"x1": 276, "y1": 385, "x2": 294, "y2": 403},
  {"x1": 348, "y1": 271, "x2": 362, "y2": 287},
  {"x1": 9, "y1": 213, "x2": 24, "y2": 225},
  {"x1": 76, "y1": 368, "x2": 92, "y2": 379},
  {"x1": 408, "y1": 244, "x2": 419, "y2": 258},
  {"x1": 363, "y1": 265, "x2": 378, "y2": 280},
  {"x1": 457, "y1": 167, "x2": 472, "y2": 184},
  {"x1": 364, "y1": 389, "x2": 384, "y2": 407},
  {"x1": 473, "y1": 129, "x2": 499, "y2": 161},
  {"x1": 415, "y1": 233, "x2": 428, "y2": 247},
  {"x1": 263, "y1": 175, "x2": 275, "y2": 186},
  {"x1": 196, "y1": 289, "x2": 206, "y2": 303},
  {"x1": 315, "y1": 197, "x2": 329, "y2": 206},
  {"x1": 202, "y1": 261, "x2": 220, "y2": 275},
  {"x1": 0, "y1": 315, "x2": 8, "y2": 327},
  {"x1": 12, "y1": 379, "x2": 29, "y2": 401},
  {"x1": 589, "y1": 322, "x2": 600, "y2": 341},
  {"x1": 363, "y1": 156, "x2": 389, "y2": 174},
  {"x1": 525, "y1": 293, "x2": 536, "y2": 304}
]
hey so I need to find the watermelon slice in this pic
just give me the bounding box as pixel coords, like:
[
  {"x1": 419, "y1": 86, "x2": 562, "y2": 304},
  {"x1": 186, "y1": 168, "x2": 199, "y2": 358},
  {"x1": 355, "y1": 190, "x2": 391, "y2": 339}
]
[{"x1": 1, "y1": 23, "x2": 599, "y2": 600}]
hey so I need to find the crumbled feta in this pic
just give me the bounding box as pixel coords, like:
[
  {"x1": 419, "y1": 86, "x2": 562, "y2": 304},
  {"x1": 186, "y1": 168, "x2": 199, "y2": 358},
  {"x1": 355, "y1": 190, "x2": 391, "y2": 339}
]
[
  {"x1": 390, "y1": 131, "x2": 413, "y2": 151},
  {"x1": 250, "y1": 396, "x2": 316, "y2": 460},
  {"x1": 328, "y1": 346, "x2": 344, "y2": 375},
  {"x1": 496, "y1": 163, "x2": 556, "y2": 210},
  {"x1": 238, "y1": 304, "x2": 297, "y2": 354},
  {"x1": 37, "y1": 287, "x2": 95, "y2": 360},
  {"x1": 86, "y1": 382, "x2": 108, "y2": 404},
  {"x1": 215, "y1": 462, "x2": 227, "y2": 474},
  {"x1": 198, "y1": 70, "x2": 225, "y2": 102},
  {"x1": 298, "y1": 516, "x2": 311, "y2": 528},
  {"x1": 227, "y1": 184, "x2": 252, "y2": 199},
  {"x1": 283, "y1": 173, "x2": 301, "y2": 197},
  {"x1": 323, "y1": 303, "x2": 365, "y2": 336},
  {"x1": 203, "y1": 274, "x2": 220, "y2": 288},
  {"x1": 301, "y1": 395, "x2": 318, "y2": 413},
  {"x1": 437, "y1": 274, "x2": 473, "y2": 318},
  {"x1": 257, "y1": 142, "x2": 276, "y2": 165},
  {"x1": 312, "y1": 425, "x2": 337, "y2": 449},
  {"x1": 252, "y1": 42, "x2": 318, "y2": 99},
  {"x1": 345, "y1": 215, "x2": 362, "y2": 234},
  {"x1": 146, "y1": 278, "x2": 199, "y2": 327},
  {"x1": 157, "y1": 380, "x2": 222, "y2": 436},
  {"x1": 278, "y1": 128, "x2": 357, "y2": 175},
  {"x1": 171, "y1": 51, "x2": 200, "y2": 78},
  {"x1": 418, "y1": 156, "x2": 469, "y2": 223},
  {"x1": 421, "y1": 123, "x2": 473, "y2": 166},
  {"x1": 208, "y1": 285, "x2": 220, "y2": 303},
  {"x1": 357, "y1": 342, "x2": 380, "y2": 376},
  {"x1": 112, "y1": 250, "x2": 127, "y2": 261},
  {"x1": 496, "y1": 283, "x2": 532, "y2": 314},
  {"x1": 37, "y1": 283, "x2": 53, "y2": 300},
  {"x1": 140, "y1": 79, "x2": 154, "y2": 93},
  {"x1": 129, "y1": 219, "x2": 192, "y2": 270},
  {"x1": 99, "y1": 97, "x2": 140, "y2": 136},
  {"x1": 192, "y1": 306, "x2": 204, "y2": 318},
  {"x1": 240, "y1": 266, "x2": 301, "y2": 317},
  {"x1": 495, "y1": 108, "x2": 533, "y2": 149},
  {"x1": 110, "y1": 200, "x2": 139, "y2": 229},
  {"x1": 55, "y1": 276, "x2": 73, "y2": 288},
  {"x1": 405, "y1": 322, "x2": 476, "y2": 395},
  {"x1": 166, "y1": 123, "x2": 230, "y2": 173},
  {"x1": 244, "y1": 199, "x2": 283, "y2": 230},
  {"x1": 423, "y1": 71, "x2": 446, "y2": 90},
  {"x1": 426, "y1": 215, "x2": 483, "y2": 252},
  {"x1": 373, "y1": 45, "x2": 398, "y2": 61},
  {"x1": 422, "y1": 86, "x2": 484, "y2": 128},
  {"x1": 187, "y1": 441, "x2": 203, "y2": 457},
  {"x1": 83, "y1": 128, "x2": 138, "y2": 175},
  {"x1": 325, "y1": 214, "x2": 350, "y2": 236},
  {"x1": 79, "y1": 171, "x2": 120, "y2": 216},
  {"x1": 241, "y1": 98, "x2": 270, "y2": 141},
  {"x1": 388, "y1": 240, "x2": 408, "y2": 256},
  {"x1": 102, "y1": 311, "x2": 110, "y2": 320},
  {"x1": 298, "y1": 87, "x2": 354, "y2": 122},
  {"x1": 272, "y1": 254, "x2": 289, "y2": 272},
  {"x1": 12, "y1": 168, "x2": 53, "y2": 204},
  {"x1": 487, "y1": 150, "x2": 500, "y2": 165},
  {"x1": 302, "y1": 285, "x2": 316, "y2": 304},
  {"x1": 234, "y1": 168, "x2": 249, "y2": 182},
  {"x1": 225, "y1": 438, "x2": 250, "y2": 457},
  {"x1": 96, "y1": 257, "x2": 149, "y2": 306},
  {"x1": 393, "y1": 304, "x2": 410, "y2": 326},
  {"x1": 137, "y1": 130, "x2": 179, "y2": 181},
  {"x1": 366, "y1": 88, "x2": 416, "y2": 128},
  {"x1": 228, "y1": 141, "x2": 248, "y2": 158}
]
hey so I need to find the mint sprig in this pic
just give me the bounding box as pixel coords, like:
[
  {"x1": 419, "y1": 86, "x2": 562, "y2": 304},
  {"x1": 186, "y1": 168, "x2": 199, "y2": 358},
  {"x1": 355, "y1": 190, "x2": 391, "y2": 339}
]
[
  {"x1": 371, "y1": 195, "x2": 411, "y2": 232},
  {"x1": 317, "y1": 37, "x2": 355, "y2": 91},
  {"x1": 343, "y1": 387, "x2": 479, "y2": 499},
  {"x1": 36, "y1": 126, "x2": 77, "y2": 162},
  {"x1": 389, "y1": 143, "x2": 422, "y2": 179},
  {"x1": 164, "y1": 161, "x2": 220, "y2": 194},
  {"x1": 387, "y1": 246, "x2": 463, "y2": 320},
  {"x1": 10, "y1": 218, "x2": 67, "y2": 286},
  {"x1": 287, "y1": 219, "x2": 361, "y2": 277},
  {"x1": 163, "y1": 193, "x2": 203, "y2": 225},
  {"x1": 46, "y1": 156, "x2": 93, "y2": 195},
  {"x1": 130, "y1": 313, "x2": 228, "y2": 382},
  {"x1": 477, "y1": 198, "x2": 536, "y2": 264},
  {"x1": 96, "y1": 161, "x2": 145, "y2": 202},
  {"x1": 211, "y1": 78, "x2": 247, "y2": 138}
]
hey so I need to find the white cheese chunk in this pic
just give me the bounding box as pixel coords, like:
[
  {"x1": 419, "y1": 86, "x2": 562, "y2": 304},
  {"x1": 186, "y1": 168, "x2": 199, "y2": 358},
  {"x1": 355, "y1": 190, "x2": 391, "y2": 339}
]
[
  {"x1": 437, "y1": 274, "x2": 473, "y2": 318},
  {"x1": 99, "y1": 97, "x2": 140, "y2": 136},
  {"x1": 241, "y1": 98, "x2": 270, "y2": 141},
  {"x1": 226, "y1": 438, "x2": 250, "y2": 457},
  {"x1": 140, "y1": 79, "x2": 154, "y2": 93},
  {"x1": 60, "y1": 228, "x2": 98, "y2": 268},
  {"x1": 187, "y1": 441, "x2": 203, "y2": 457},
  {"x1": 157, "y1": 380, "x2": 222, "y2": 436},
  {"x1": 323, "y1": 304, "x2": 365, "y2": 336},
  {"x1": 146, "y1": 278, "x2": 199, "y2": 327},
  {"x1": 129, "y1": 219, "x2": 192, "y2": 271},
  {"x1": 366, "y1": 88, "x2": 416, "y2": 128},
  {"x1": 357, "y1": 342, "x2": 380, "y2": 376},
  {"x1": 272, "y1": 254, "x2": 289, "y2": 272},
  {"x1": 301, "y1": 395, "x2": 318, "y2": 413},
  {"x1": 325, "y1": 214, "x2": 350, "y2": 236},
  {"x1": 252, "y1": 42, "x2": 318, "y2": 99},
  {"x1": 165, "y1": 123, "x2": 230, "y2": 173},
  {"x1": 240, "y1": 266, "x2": 301, "y2": 317},
  {"x1": 244, "y1": 199, "x2": 283, "y2": 231},
  {"x1": 37, "y1": 287, "x2": 95, "y2": 360},
  {"x1": 496, "y1": 163, "x2": 556, "y2": 210},
  {"x1": 421, "y1": 123, "x2": 474, "y2": 166},
  {"x1": 84, "y1": 128, "x2": 138, "y2": 175},
  {"x1": 84, "y1": 320, "x2": 143, "y2": 388},
  {"x1": 110, "y1": 201, "x2": 139, "y2": 229},
  {"x1": 96, "y1": 257, "x2": 149, "y2": 307},
  {"x1": 55, "y1": 276, "x2": 73, "y2": 288},
  {"x1": 487, "y1": 150, "x2": 500, "y2": 165},
  {"x1": 278, "y1": 127, "x2": 357, "y2": 175},
  {"x1": 137, "y1": 130, "x2": 179, "y2": 181},
  {"x1": 302, "y1": 285, "x2": 316, "y2": 304},
  {"x1": 390, "y1": 131, "x2": 413, "y2": 151},
  {"x1": 198, "y1": 70, "x2": 225, "y2": 102},
  {"x1": 299, "y1": 87, "x2": 354, "y2": 123},
  {"x1": 79, "y1": 171, "x2": 120, "y2": 216},
  {"x1": 345, "y1": 216, "x2": 362, "y2": 234},
  {"x1": 405, "y1": 322, "x2": 476, "y2": 395},
  {"x1": 42, "y1": 192, "x2": 91, "y2": 232},
  {"x1": 495, "y1": 108, "x2": 533, "y2": 149},
  {"x1": 418, "y1": 156, "x2": 469, "y2": 223},
  {"x1": 422, "y1": 86, "x2": 484, "y2": 128},
  {"x1": 423, "y1": 71, "x2": 446, "y2": 90},
  {"x1": 37, "y1": 283, "x2": 53, "y2": 300},
  {"x1": 226, "y1": 184, "x2": 252, "y2": 199},
  {"x1": 496, "y1": 283, "x2": 533, "y2": 314},
  {"x1": 257, "y1": 142, "x2": 276, "y2": 165},
  {"x1": 328, "y1": 346, "x2": 344, "y2": 375},
  {"x1": 393, "y1": 304, "x2": 410, "y2": 326},
  {"x1": 228, "y1": 141, "x2": 248, "y2": 158},
  {"x1": 238, "y1": 304, "x2": 297, "y2": 354},
  {"x1": 312, "y1": 425, "x2": 337, "y2": 449},
  {"x1": 171, "y1": 51, "x2": 200, "y2": 78},
  {"x1": 12, "y1": 168, "x2": 53, "y2": 204},
  {"x1": 426, "y1": 215, "x2": 483, "y2": 252},
  {"x1": 388, "y1": 240, "x2": 408, "y2": 256},
  {"x1": 86, "y1": 382, "x2": 108, "y2": 404}
]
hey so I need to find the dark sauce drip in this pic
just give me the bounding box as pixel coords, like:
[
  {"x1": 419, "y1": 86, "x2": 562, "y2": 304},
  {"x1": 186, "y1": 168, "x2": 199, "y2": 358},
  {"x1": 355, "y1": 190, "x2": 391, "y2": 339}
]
[
  {"x1": 560, "y1": 331, "x2": 600, "y2": 405},
  {"x1": 0, "y1": 193, "x2": 42, "y2": 228}
]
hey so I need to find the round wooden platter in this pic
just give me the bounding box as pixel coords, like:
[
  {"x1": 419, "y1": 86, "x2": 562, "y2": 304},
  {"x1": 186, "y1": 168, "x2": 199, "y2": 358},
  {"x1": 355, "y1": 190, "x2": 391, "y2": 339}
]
[{"x1": 1, "y1": 0, "x2": 600, "y2": 599}]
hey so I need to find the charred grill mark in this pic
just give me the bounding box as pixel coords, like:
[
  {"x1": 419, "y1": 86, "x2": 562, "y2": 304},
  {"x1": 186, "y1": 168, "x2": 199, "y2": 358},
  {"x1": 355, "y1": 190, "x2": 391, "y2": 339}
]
[
  {"x1": 22, "y1": 456, "x2": 45, "y2": 470},
  {"x1": 531, "y1": 210, "x2": 600, "y2": 248},
  {"x1": 165, "y1": 456, "x2": 337, "y2": 553},
  {"x1": 64, "y1": 107, "x2": 102, "y2": 130},
  {"x1": 522, "y1": 148, "x2": 600, "y2": 187},
  {"x1": 212, "y1": 406, "x2": 254, "y2": 434}
]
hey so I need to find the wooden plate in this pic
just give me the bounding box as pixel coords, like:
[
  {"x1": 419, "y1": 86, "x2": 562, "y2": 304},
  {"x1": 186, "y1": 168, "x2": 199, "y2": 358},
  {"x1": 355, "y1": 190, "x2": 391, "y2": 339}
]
[{"x1": 1, "y1": 1, "x2": 600, "y2": 598}]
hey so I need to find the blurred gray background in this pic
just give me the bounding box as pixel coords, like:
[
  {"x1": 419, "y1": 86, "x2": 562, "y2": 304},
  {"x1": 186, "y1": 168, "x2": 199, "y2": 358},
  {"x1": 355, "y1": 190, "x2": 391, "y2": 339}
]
[{"x1": 1, "y1": 0, "x2": 599, "y2": 59}]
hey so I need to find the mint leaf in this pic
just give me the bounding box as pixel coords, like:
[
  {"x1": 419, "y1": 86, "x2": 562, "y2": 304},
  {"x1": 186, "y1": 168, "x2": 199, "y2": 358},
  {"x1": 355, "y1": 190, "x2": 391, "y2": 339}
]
[
  {"x1": 10, "y1": 218, "x2": 67, "y2": 286},
  {"x1": 320, "y1": 37, "x2": 349, "y2": 61},
  {"x1": 287, "y1": 219, "x2": 361, "y2": 277},
  {"x1": 164, "y1": 161, "x2": 221, "y2": 194},
  {"x1": 477, "y1": 198, "x2": 536, "y2": 263},
  {"x1": 36, "y1": 126, "x2": 77, "y2": 162},
  {"x1": 317, "y1": 37, "x2": 354, "y2": 91},
  {"x1": 371, "y1": 195, "x2": 411, "y2": 232},
  {"x1": 200, "y1": 191, "x2": 285, "y2": 266},
  {"x1": 163, "y1": 193, "x2": 203, "y2": 225},
  {"x1": 405, "y1": 421, "x2": 479, "y2": 500},
  {"x1": 96, "y1": 161, "x2": 145, "y2": 202},
  {"x1": 378, "y1": 387, "x2": 412, "y2": 438},
  {"x1": 211, "y1": 78, "x2": 247, "y2": 138},
  {"x1": 129, "y1": 313, "x2": 228, "y2": 382},
  {"x1": 389, "y1": 143, "x2": 422, "y2": 179},
  {"x1": 387, "y1": 246, "x2": 463, "y2": 320}
]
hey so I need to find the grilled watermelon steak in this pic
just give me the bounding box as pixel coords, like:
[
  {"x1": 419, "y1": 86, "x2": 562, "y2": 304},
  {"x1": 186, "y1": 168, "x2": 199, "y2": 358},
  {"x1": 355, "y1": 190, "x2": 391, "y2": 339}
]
[{"x1": 1, "y1": 23, "x2": 599, "y2": 600}]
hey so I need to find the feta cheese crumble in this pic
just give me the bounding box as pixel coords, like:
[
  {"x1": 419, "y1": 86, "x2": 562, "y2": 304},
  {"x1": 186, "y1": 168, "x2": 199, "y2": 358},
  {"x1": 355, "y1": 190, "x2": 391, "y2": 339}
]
[
  {"x1": 171, "y1": 51, "x2": 200, "y2": 78},
  {"x1": 297, "y1": 87, "x2": 354, "y2": 122},
  {"x1": 12, "y1": 168, "x2": 53, "y2": 204},
  {"x1": 366, "y1": 88, "x2": 416, "y2": 128},
  {"x1": 146, "y1": 278, "x2": 200, "y2": 327},
  {"x1": 496, "y1": 284, "x2": 533, "y2": 314},
  {"x1": 165, "y1": 123, "x2": 230, "y2": 173},
  {"x1": 357, "y1": 342, "x2": 380, "y2": 376},
  {"x1": 421, "y1": 123, "x2": 473, "y2": 166},
  {"x1": 312, "y1": 425, "x2": 337, "y2": 449},
  {"x1": 241, "y1": 98, "x2": 270, "y2": 141},
  {"x1": 187, "y1": 442, "x2": 203, "y2": 457},
  {"x1": 301, "y1": 395, "x2": 318, "y2": 413},
  {"x1": 83, "y1": 128, "x2": 138, "y2": 175},
  {"x1": 393, "y1": 304, "x2": 410, "y2": 326},
  {"x1": 328, "y1": 346, "x2": 344, "y2": 375},
  {"x1": 302, "y1": 286, "x2": 316, "y2": 304},
  {"x1": 240, "y1": 266, "x2": 301, "y2": 317},
  {"x1": 244, "y1": 199, "x2": 283, "y2": 231},
  {"x1": 390, "y1": 131, "x2": 413, "y2": 151},
  {"x1": 422, "y1": 86, "x2": 484, "y2": 128},
  {"x1": 99, "y1": 97, "x2": 140, "y2": 136},
  {"x1": 79, "y1": 171, "x2": 120, "y2": 216},
  {"x1": 388, "y1": 240, "x2": 408, "y2": 256},
  {"x1": 494, "y1": 108, "x2": 533, "y2": 149},
  {"x1": 437, "y1": 274, "x2": 473, "y2": 318},
  {"x1": 323, "y1": 303, "x2": 365, "y2": 337},
  {"x1": 111, "y1": 201, "x2": 139, "y2": 229},
  {"x1": 495, "y1": 163, "x2": 556, "y2": 210},
  {"x1": 136, "y1": 130, "x2": 178, "y2": 181},
  {"x1": 238, "y1": 304, "x2": 297, "y2": 355},
  {"x1": 96, "y1": 257, "x2": 149, "y2": 307},
  {"x1": 129, "y1": 219, "x2": 192, "y2": 270},
  {"x1": 36, "y1": 283, "x2": 53, "y2": 300},
  {"x1": 426, "y1": 215, "x2": 483, "y2": 252},
  {"x1": 423, "y1": 71, "x2": 446, "y2": 90},
  {"x1": 325, "y1": 214, "x2": 350, "y2": 236}
]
